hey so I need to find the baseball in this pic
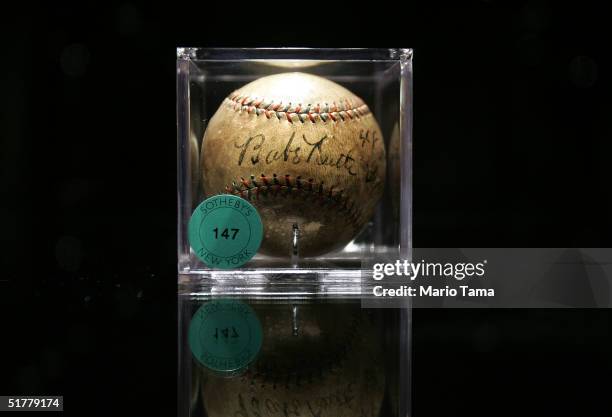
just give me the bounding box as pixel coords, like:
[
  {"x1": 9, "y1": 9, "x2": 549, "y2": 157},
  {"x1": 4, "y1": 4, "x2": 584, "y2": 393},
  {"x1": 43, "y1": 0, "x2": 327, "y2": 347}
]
[{"x1": 201, "y1": 72, "x2": 386, "y2": 257}]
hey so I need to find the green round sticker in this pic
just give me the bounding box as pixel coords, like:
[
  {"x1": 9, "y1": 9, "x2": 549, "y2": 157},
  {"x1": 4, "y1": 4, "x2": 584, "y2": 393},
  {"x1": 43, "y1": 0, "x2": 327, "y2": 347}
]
[
  {"x1": 188, "y1": 194, "x2": 263, "y2": 269},
  {"x1": 188, "y1": 299, "x2": 262, "y2": 374}
]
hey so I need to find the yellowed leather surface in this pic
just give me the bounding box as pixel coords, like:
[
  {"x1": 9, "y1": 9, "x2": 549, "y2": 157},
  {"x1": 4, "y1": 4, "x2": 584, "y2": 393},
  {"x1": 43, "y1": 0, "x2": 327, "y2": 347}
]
[{"x1": 201, "y1": 72, "x2": 386, "y2": 257}]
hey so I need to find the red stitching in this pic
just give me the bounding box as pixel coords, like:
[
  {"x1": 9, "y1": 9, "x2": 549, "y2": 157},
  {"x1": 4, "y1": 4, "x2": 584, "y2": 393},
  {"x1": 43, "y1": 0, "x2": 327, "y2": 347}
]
[
  {"x1": 224, "y1": 174, "x2": 362, "y2": 228},
  {"x1": 306, "y1": 178, "x2": 314, "y2": 191},
  {"x1": 224, "y1": 94, "x2": 370, "y2": 124}
]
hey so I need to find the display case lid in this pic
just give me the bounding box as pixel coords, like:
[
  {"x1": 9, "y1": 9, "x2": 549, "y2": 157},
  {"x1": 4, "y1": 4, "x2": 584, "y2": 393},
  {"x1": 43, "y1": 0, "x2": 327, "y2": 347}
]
[{"x1": 177, "y1": 47, "x2": 413, "y2": 62}]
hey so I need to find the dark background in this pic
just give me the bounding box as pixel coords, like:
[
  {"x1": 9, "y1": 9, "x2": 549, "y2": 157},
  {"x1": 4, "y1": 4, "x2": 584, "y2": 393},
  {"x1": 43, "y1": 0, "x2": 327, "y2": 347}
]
[{"x1": 1, "y1": 1, "x2": 611, "y2": 416}]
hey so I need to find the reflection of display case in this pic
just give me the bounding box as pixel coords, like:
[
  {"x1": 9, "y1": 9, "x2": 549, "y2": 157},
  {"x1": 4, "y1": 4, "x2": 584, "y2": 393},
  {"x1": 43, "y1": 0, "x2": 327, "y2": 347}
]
[{"x1": 177, "y1": 48, "x2": 412, "y2": 417}]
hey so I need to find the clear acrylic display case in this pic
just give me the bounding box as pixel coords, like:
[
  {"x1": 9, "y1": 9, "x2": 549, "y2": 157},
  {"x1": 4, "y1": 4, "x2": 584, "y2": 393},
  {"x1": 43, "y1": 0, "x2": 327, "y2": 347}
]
[{"x1": 177, "y1": 48, "x2": 412, "y2": 417}]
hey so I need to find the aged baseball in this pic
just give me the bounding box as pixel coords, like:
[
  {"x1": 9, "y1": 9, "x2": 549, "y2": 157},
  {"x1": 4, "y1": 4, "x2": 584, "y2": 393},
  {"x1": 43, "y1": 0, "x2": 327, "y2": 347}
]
[{"x1": 201, "y1": 72, "x2": 386, "y2": 257}]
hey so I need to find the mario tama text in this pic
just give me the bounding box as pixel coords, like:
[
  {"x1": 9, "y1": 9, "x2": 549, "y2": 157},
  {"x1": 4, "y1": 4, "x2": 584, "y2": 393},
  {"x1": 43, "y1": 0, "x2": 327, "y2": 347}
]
[
  {"x1": 370, "y1": 259, "x2": 494, "y2": 298},
  {"x1": 373, "y1": 285, "x2": 494, "y2": 298}
]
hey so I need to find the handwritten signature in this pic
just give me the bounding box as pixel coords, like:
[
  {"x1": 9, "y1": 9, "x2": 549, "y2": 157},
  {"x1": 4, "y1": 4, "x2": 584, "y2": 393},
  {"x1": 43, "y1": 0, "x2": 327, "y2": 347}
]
[{"x1": 233, "y1": 130, "x2": 380, "y2": 178}]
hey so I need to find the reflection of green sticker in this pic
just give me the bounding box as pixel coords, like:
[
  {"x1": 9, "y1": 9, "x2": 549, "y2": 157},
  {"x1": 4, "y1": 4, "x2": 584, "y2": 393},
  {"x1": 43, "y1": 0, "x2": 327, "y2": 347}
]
[
  {"x1": 188, "y1": 194, "x2": 262, "y2": 269},
  {"x1": 188, "y1": 299, "x2": 262, "y2": 374}
]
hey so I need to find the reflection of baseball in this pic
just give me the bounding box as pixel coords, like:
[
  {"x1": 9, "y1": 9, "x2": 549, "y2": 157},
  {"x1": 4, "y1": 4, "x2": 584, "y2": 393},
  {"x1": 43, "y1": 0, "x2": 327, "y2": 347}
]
[
  {"x1": 201, "y1": 73, "x2": 386, "y2": 257},
  {"x1": 200, "y1": 303, "x2": 385, "y2": 417}
]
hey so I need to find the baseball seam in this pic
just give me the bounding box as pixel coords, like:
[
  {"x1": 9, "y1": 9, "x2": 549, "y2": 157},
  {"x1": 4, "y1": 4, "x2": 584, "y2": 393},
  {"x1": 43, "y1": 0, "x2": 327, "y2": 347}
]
[
  {"x1": 225, "y1": 93, "x2": 371, "y2": 124},
  {"x1": 225, "y1": 174, "x2": 363, "y2": 229}
]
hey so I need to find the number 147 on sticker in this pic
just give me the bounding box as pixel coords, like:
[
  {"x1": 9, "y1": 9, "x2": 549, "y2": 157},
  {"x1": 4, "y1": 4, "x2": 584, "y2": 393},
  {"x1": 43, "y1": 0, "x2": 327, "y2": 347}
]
[{"x1": 212, "y1": 228, "x2": 239, "y2": 240}]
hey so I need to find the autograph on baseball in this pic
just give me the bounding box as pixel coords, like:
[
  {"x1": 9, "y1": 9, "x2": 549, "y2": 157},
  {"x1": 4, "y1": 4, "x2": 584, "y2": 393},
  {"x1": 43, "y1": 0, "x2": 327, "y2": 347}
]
[{"x1": 233, "y1": 129, "x2": 380, "y2": 178}]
